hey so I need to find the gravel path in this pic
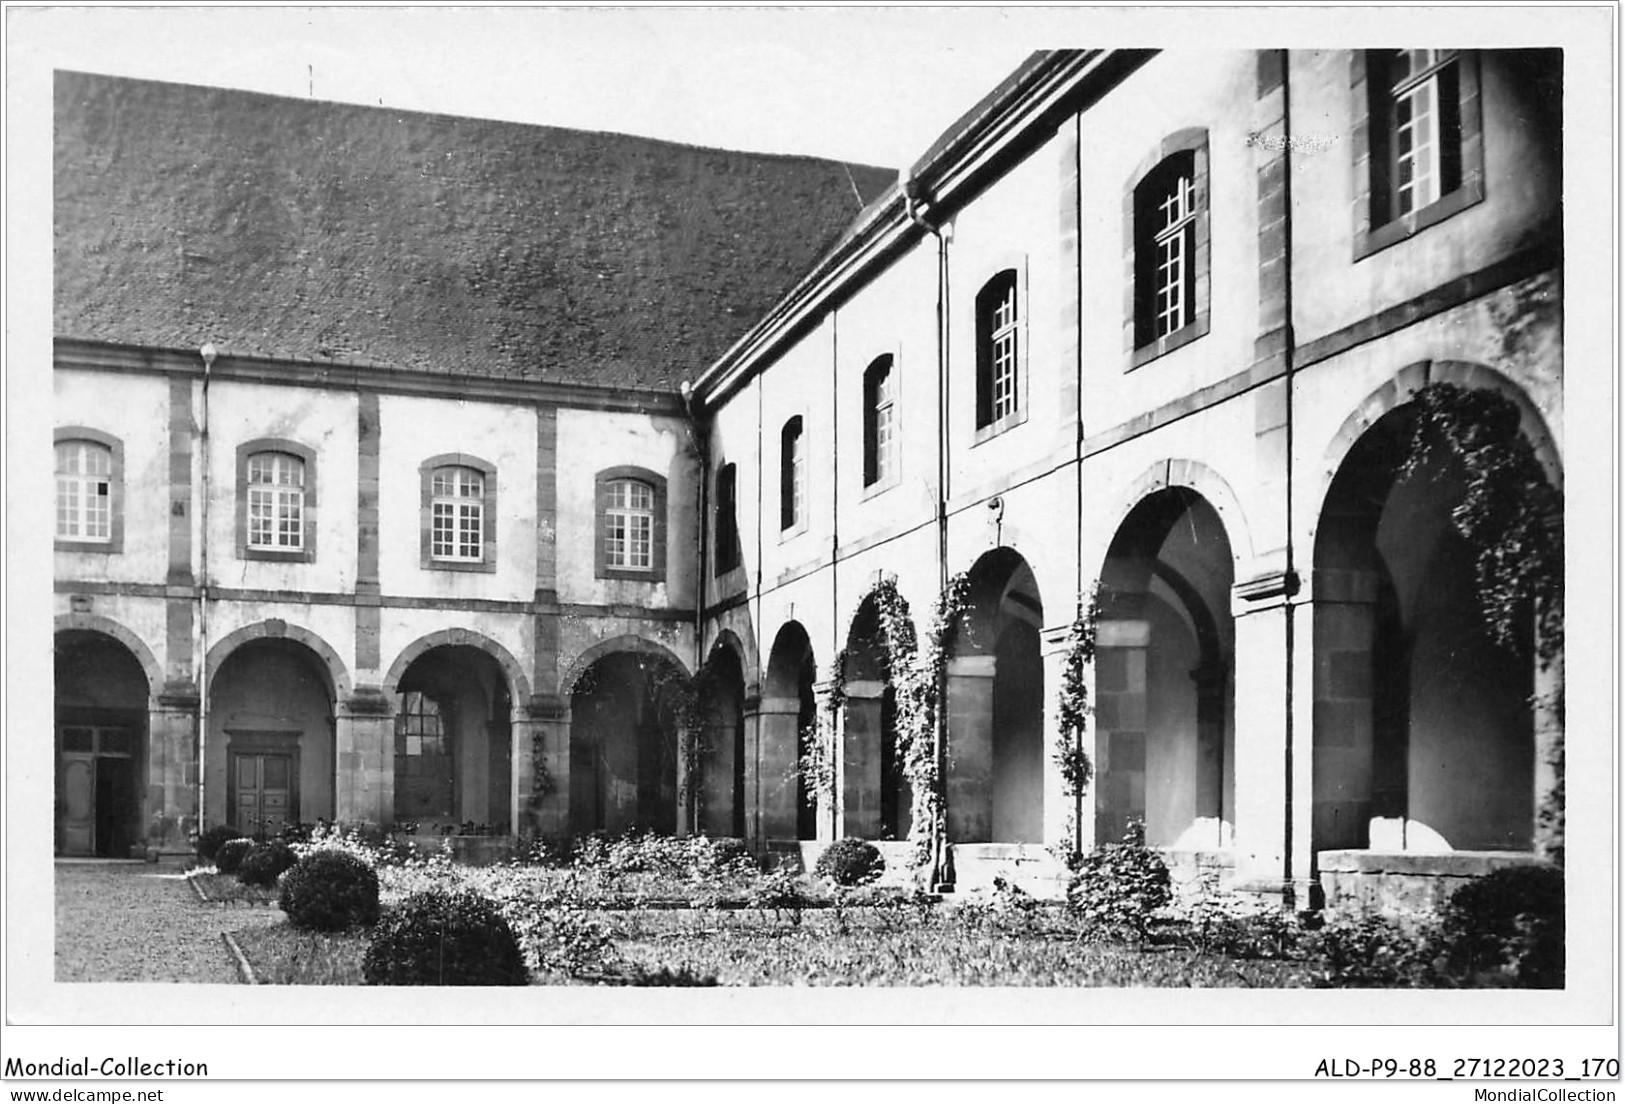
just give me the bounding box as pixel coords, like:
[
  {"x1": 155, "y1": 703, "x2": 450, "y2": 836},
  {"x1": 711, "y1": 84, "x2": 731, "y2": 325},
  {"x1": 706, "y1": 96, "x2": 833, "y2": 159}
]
[{"x1": 55, "y1": 861, "x2": 280, "y2": 983}]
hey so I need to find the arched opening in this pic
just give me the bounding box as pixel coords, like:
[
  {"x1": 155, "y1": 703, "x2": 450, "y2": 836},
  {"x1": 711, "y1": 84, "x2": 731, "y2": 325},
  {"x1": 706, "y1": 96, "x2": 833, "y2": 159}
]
[
  {"x1": 390, "y1": 645, "x2": 514, "y2": 834},
  {"x1": 763, "y1": 621, "x2": 818, "y2": 841},
  {"x1": 945, "y1": 547, "x2": 1045, "y2": 844},
  {"x1": 694, "y1": 643, "x2": 746, "y2": 838},
  {"x1": 842, "y1": 595, "x2": 911, "y2": 841},
  {"x1": 1095, "y1": 489, "x2": 1235, "y2": 850},
  {"x1": 1313, "y1": 405, "x2": 1536, "y2": 854},
  {"x1": 55, "y1": 630, "x2": 150, "y2": 856},
  {"x1": 568, "y1": 652, "x2": 686, "y2": 836},
  {"x1": 207, "y1": 638, "x2": 337, "y2": 837}
]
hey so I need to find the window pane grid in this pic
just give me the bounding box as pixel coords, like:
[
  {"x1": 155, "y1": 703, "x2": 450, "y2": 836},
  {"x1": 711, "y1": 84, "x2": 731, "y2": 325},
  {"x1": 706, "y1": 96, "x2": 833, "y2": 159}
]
[
  {"x1": 430, "y1": 465, "x2": 485, "y2": 561},
  {"x1": 604, "y1": 478, "x2": 654, "y2": 570},
  {"x1": 988, "y1": 279, "x2": 1019, "y2": 423},
  {"x1": 1152, "y1": 172, "x2": 1196, "y2": 338},
  {"x1": 55, "y1": 442, "x2": 113, "y2": 542},
  {"x1": 246, "y1": 452, "x2": 305, "y2": 550},
  {"x1": 873, "y1": 385, "x2": 894, "y2": 484},
  {"x1": 1385, "y1": 49, "x2": 1459, "y2": 221}
]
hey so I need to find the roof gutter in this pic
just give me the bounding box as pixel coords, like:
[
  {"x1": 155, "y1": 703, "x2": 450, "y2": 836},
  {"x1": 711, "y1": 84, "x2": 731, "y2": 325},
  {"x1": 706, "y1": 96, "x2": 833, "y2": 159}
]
[{"x1": 691, "y1": 48, "x2": 1155, "y2": 410}]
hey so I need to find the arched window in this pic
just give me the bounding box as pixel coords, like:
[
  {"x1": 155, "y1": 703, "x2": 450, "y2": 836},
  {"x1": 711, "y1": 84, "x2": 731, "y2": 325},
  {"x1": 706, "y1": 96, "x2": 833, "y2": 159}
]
[
  {"x1": 419, "y1": 454, "x2": 497, "y2": 572},
  {"x1": 975, "y1": 271, "x2": 1021, "y2": 433},
  {"x1": 596, "y1": 466, "x2": 667, "y2": 581},
  {"x1": 863, "y1": 355, "x2": 896, "y2": 489},
  {"x1": 54, "y1": 435, "x2": 118, "y2": 549},
  {"x1": 236, "y1": 439, "x2": 317, "y2": 562},
  {"x1": 1128, "y1": 130, "x2": 1210, "y2": 366},
  {"x1": 780, "y1": 416, "x2": 804, "y2": 533}
]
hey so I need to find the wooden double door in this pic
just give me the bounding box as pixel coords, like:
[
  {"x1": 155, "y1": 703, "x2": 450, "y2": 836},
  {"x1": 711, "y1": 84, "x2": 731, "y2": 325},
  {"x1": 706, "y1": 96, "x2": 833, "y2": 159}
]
[{"x1": 226, "y1": 732, "x2": 300, "y2": 838}]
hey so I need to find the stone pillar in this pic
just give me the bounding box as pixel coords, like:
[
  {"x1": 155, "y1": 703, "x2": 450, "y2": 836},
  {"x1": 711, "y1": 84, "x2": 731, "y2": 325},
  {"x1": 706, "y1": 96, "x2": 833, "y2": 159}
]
[
  {"x1": 699, "y1": 709, "x2": 739, "y2": 838},
  {"x1": 336, "y1": 696, "x2": 393, "y2": 827},
  {"x1": 944, "y1": 655, "x2": 995, "y2": 843},
  {"x1": 148, "y1": 687, "x2": 200, "y2": 851},
  {"x1": 1533, "y1": 644, "x2": 1563, "y2": 861},
  {"x1": 841, "y1": 679, "x2": 884, "y2": 839},
  {"x1": 1094, "y1": 620, "x2": 1149, "y2": 847},
  {"x1": 1192, "y1": 659, "x2": 1229, "y2": 848},
  {"x1": 1230, "y1": 570, "x2": 1304, "y2": 902},
  {"x1": 813, "y1": 679, "x2": 841, "y2": 841},
  {"x1": 1039, "y1": 624, "x2": 1081, "y2": 851},
  {"x1": 675, "y1": 721, "x2": 693, "y2": 836},
  {"x1": 1307, "y1": 568, "x2": 1386, "y2": 851},
  {"x1": 757, "y1": 695, "x2": 801, "y2": 842},
  {"x1": 515, "y1": 694, "x2": 568, "y2": 840}
]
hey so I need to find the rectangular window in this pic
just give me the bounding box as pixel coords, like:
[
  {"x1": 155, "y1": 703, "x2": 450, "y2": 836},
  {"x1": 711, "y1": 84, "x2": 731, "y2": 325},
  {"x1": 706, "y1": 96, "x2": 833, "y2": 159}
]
[
  {"x1": 429, "y1": 465, "x2": 485, "y2": 562},
  {"x1": 606, "y1": 478, "x2": 654, "y2": 569},
  {"x1": 54, "y1": 440, "x2": 113, "y2": 542},
  {"x1": 1357, "y1": 48, "x2": 1479, "y2": 257},
  {"x1": 246, "y1": 452, "x2": 305, "y2": 550}
]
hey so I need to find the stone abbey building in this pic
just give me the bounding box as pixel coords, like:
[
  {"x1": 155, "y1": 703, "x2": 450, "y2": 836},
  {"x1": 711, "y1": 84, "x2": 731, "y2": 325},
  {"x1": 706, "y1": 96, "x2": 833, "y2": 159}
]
[{"x1": 54, "y1": 49, "x2": 1563, "y2": 909}]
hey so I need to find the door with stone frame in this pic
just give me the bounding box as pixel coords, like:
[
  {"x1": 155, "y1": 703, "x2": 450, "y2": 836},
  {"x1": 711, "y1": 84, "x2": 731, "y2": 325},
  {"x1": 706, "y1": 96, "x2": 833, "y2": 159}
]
[
  {"x1": 226, "y1": 732, "x2": 301, "y2": 838},
  {"x1": 56, "y1": 722, "x2": 140, "y2": 857}
]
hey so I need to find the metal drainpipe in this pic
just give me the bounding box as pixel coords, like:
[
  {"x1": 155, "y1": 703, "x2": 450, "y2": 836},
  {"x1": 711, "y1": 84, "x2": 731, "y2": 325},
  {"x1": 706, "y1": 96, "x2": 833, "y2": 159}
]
[
  {"x1": 196, "y1": 343, "x2": 216, "y2": 831},
  {"x1": 904, "y1": 174, "x2": 950, "y2": 889},
  {"x1": 681, "y1": 380, "x2": 708, "y2": 839}
]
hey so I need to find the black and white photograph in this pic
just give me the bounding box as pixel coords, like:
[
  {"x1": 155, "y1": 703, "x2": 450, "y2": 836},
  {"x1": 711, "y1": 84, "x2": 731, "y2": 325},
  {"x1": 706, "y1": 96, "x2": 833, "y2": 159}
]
[{"x1": 3, "y1": 2, "x2": 1618, "y2": 1096}]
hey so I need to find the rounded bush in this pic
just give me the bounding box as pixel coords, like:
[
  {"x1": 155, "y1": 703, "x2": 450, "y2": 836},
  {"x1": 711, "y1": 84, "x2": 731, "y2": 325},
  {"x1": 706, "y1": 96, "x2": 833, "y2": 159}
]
[
  {"x1": 196, "y1": 824, "x2": 244, "y2": 863},
  {"x1": 1435, "y1": 864, "x2": 1564, "y2": 987},
  {"x1": 215, "y1": 837, "x2": 254, "y2": 875},
  {"x1": 362, "y1": 889, "x2": 529, "y2": 986},
  {"x1": 708, "y1": 837, "x2": 755, "y2": 869},
  {"x1": 814, "y1": 837, "x2": 884, "y2": 886},
  {"x1": 279, "y1": 850, "x2": 381, "y2": 931},
  {"x1": 237, "y1": 840, "x2": 297, "y2": 887}
]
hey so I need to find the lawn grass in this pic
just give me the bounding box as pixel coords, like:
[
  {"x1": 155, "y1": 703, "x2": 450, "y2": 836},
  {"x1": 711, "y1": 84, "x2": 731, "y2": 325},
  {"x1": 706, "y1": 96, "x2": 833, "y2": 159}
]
[
  {"x1": 232, "y1": 905, "x2": 1314, "y2": 987},
  {"x1": 190, "y1": 871, "x2": 280, "y2": 906},
  {"x1": 231, "y1": 924, "x2": 370, "y2": 984}
]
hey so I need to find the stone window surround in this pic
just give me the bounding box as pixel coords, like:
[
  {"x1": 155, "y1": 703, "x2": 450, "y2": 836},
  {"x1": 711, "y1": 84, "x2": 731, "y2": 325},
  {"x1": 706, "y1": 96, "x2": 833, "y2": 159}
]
[
  {"x1": 54, "y1": 425, "x2": 124, "y2": 554},
  {"x1": 236, "y1": 437, "x2": 318, "y2": 563},
  {"x1": 972, "y1": 262, "x2": 1029, "y2": 445},
  {"x1": 419, "y1": 452, "x2": 498, "y2": 574},
  {"x1": 714, "y1": 460, "x2": 741, "y2": 575},
  {"x1": 594, "y1": 464, "x2": 668, "y2": 583},
  {"x1": 779, "y1": 415, "x2": 807, "y2": 538},
  {"x1": 1350, "y1": 49, "x2": 1484, "y2": 261},
  {"x1": 1125, "y1": 127, "x2": 1212, "y2": 371},
  {"x1": 862, "y1": 351, "x2": 902, "y2": 496}
]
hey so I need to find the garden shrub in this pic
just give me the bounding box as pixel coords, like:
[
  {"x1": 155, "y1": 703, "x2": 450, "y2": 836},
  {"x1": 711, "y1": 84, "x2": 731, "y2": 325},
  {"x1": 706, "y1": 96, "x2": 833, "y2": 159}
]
[
  {"x1": 362, "y1": 889, "x2": 529, "y2": 986},
  {"x1": 1174, "y1": 884, "x2": 1306, "y2": 959},
  {"x1": 215, "y1": 837, "x2": 254, "y2": 876},
  {"x1": 1307, "y1": 913, "x2": 1429, "y2": 988},
  {"x1": 814, "y1": 837, "x2": 884, "y2": 886},
  {"x1": 622, "y1": 964, "x2": 719, "y2": 987},
  {"x1": 196, "y1": 824, "x2": 244, "y2": 864},
  {"x1": 704, "y1": 837, "x2": 757, "y2": 874},
  {"x1": 1431, "y1": 864, "x2": 1564, "y2": 988},
  {"x1": 236, "y1": 840, "x2": 298, "y2": 887},
  {"x1": 279, "y1": 850, "x2": 381, "y2": 931},
  {"x1": 1066, "y1": 821, "x2": 1171, "y2": 942},
  {"x1": 748, "y1": 865, "x2": 807, "y2": 925}
]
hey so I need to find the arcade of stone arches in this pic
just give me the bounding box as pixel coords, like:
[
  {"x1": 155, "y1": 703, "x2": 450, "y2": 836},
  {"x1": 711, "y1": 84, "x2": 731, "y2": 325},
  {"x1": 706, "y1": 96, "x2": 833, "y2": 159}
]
[{"x1": 54, "y1": 377, "x2": 1561, "y2": 896}]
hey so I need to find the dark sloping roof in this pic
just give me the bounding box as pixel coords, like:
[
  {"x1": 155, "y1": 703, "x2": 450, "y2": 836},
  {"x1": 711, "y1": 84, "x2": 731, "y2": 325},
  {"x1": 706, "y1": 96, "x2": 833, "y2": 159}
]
[{"x1": 54, "y1": 71, "x2": 894, "y2": 391}]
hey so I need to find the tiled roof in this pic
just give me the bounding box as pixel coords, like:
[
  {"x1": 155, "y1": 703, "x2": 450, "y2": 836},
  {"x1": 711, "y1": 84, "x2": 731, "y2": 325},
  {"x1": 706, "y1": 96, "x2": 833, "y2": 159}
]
[{"x1": 54, "y1": 71, "x2": 895, "y2": 392}]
